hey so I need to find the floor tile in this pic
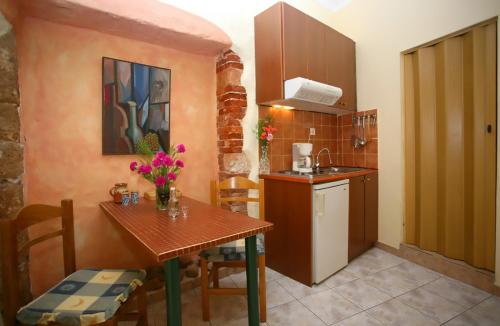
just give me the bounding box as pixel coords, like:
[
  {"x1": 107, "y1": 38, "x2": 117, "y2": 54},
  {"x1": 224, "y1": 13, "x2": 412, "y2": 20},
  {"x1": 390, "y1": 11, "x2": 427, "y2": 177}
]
[
  {"x1": 468, "y1": 295, "x2": 500, "y2": 324},
  {"x1": 421, "y1": 277, "x2": 490, "y2": 308},
  {"x1": 398, "y1": 288, "x2": 467, "y2": 323},
  {"x1": 209, "y1": 295, "x2": 249, "y2": 326},
  {"x1": 363, "y1": 248, "x2": 404, "y2": 267},
  {"x1": 324, "y1": 269, "x2": 359, "y2": 289},
  {"x1": 444, "y1": 310, "x2": 499, "y2": 326},
  {"x1": 390, "y1": 261, "x2": 440, "y2": 285},
  {"x1": 366, "y1": 298, "x2": 439, "y2": 326},
  {"x1": 266, "y1": 280, "x2": 296, "y2": 309},
  {"x1": 266, "y1": 267, "x2": 286, "y2": 282},
  {"x1": 334, "y1": 311, "x2": 384, "y2": 326},
  {"x1": 343, "y1": 254, "x2": 394, "y2": 278},
  {"x1": 267, "y1": 300, "x2": 326, "y2": 326},
  {"x1": 300, "y1": 289, "x2": 362, "y2": 325},
  {"x1": 334, "y1": 278, "x2": 391, "y2": 309},
  {"x1": 364, "y1": 267, "x2": 419, "y2": 297},
  {"x1": 277, "y1": 276, "x2": 329, "y2": 299}
]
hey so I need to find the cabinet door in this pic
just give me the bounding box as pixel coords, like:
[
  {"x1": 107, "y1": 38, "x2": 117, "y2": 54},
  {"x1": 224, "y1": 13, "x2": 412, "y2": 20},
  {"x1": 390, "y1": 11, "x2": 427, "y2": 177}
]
[
  {"x1": 348, "y1": 175, "x2": 365, "y2": 261},
  {"x1": 255, "y1": 2, "x2": 284, "y2": 103},
  {"x1": 326, "y1": 30, "x2": 356, "y2": 111},
  {"x1": 306, "y1": 18, "x2": 327, "y2": 84},
  {"x1": 282, "y1": 3, "x2": 308, "y2": 80},
  {"x1": 364, "y1": 173, "x2": 378, "y2": 248}
]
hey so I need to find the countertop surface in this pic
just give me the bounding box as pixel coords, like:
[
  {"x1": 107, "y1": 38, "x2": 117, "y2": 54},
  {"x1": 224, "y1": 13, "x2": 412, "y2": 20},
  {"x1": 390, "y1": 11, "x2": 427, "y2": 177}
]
[{"x1": 259, "y1": 168, "x2": 378, "y2": 184}]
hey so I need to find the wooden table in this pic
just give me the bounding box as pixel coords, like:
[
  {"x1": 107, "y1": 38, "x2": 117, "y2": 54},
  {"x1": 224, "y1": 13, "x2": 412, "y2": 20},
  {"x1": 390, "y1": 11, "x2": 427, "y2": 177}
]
[{"x1": 100, "y1": 197, "x2": 273, "y2": 326}]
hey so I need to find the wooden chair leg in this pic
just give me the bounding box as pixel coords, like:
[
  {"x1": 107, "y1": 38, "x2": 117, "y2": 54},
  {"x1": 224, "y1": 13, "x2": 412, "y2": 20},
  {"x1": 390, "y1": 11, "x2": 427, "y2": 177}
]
[
  {"x1": 200, "y1": 257, "x2": 210, "y2": 321},
  {"x1": 213, "y1": 263, "x2": 219, "y2": 288},
  {"x1": 258, "y1": 255, "x2": 267, "y2": 322},
  {"x1": 137, "y1": 286, "x2": 148, "y2": 326}
]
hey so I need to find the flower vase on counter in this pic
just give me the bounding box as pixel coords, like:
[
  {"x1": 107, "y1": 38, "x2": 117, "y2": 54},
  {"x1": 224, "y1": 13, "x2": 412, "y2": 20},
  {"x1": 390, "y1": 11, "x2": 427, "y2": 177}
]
[
  {"x1": 259, "y1": 145, "x2": 270, "y2": 175},
  {"x1": 256, "y1": 113, "x2": 277, "y2": 175},
  {"x1": 129, "y1": 141, "x2": 186, "y2": 211}
]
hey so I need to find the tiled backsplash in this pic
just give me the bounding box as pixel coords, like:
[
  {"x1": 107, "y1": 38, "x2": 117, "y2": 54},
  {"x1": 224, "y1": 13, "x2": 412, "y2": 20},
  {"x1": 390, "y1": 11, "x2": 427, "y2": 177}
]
[{"x1": 259, "y1": 107, "x2": 378, "y2": 172}]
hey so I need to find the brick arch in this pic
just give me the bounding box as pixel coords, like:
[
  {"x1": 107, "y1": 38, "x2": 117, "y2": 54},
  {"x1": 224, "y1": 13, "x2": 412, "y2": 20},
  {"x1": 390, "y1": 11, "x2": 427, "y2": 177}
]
[{"x1": 215, "y1": 50, "x2": 250, "y2": 213}]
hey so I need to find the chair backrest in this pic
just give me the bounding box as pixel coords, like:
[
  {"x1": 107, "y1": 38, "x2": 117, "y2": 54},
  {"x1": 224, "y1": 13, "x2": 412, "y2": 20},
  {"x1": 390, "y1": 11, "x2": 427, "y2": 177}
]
[
  {"x1": 210, "y1": 176, "x2": 265, "y2": 220},
  {"x1": 0, "y1": 199, "x2": 75, "y2": 325}
]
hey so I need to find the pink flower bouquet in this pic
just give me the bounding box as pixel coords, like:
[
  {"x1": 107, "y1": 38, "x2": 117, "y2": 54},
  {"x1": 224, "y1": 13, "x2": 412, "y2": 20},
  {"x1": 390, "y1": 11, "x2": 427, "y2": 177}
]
[{"x1": 130, "y1": 144, "x2": 186, "y2": 209}]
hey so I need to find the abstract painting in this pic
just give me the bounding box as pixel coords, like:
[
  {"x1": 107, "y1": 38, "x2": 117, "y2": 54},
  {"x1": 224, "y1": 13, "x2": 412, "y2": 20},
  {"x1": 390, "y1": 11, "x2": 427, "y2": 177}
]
[{"x1": 102, "y1": 57, "x2": 171, "y2": 155}]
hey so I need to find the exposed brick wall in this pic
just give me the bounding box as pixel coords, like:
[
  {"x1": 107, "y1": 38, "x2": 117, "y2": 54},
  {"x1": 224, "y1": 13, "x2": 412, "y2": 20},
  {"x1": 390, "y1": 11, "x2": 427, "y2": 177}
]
[
  {"x1": 0, "y1": 14, "x2": 32, "y2": 309},
  {"x1": 216, "y1": 50, "x2": 249, "y2": 213}
]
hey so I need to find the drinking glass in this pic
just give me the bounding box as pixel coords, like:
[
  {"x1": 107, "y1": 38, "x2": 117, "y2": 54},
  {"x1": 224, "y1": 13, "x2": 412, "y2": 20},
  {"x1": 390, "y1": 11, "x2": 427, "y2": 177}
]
[{"x1": 181, "y1": 205, "x2": 189, "y2": 218}]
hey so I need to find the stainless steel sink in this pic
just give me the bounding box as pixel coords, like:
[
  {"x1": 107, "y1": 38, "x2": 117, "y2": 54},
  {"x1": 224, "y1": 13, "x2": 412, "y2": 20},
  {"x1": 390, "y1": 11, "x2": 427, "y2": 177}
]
[
  {"x1": 318, "y1": 167, "x2": 364, "y2": 174},
  {"x1": 278, "y1": 166, "x2": 364, "y2": 177}
]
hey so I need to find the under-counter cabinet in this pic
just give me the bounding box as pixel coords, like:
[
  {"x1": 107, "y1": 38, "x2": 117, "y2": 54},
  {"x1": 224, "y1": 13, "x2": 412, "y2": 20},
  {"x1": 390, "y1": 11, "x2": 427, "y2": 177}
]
[
  {"x1": 254, "y1": 2, "x2": 357, "y2": 111},
  {"x1": 262, "y1": 172, "x2": 378, "y2": 286},
  {"x1": 348, "y1": 172, "x2": 378, "y2": 261}
]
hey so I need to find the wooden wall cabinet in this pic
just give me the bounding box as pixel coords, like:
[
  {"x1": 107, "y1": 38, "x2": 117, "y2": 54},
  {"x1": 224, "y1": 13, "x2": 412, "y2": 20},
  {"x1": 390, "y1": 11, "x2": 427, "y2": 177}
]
[
  {"x1": 255, "y1": 2, "x2": 357, "y2": 111},
  {"x1": 348, "y1": 172, "x2": 378, "y2": 261}
]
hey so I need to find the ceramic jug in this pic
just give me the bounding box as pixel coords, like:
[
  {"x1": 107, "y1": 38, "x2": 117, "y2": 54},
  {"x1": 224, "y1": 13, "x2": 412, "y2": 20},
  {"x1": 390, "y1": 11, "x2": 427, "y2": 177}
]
[{"x1": 109, "y1": 183, "x2": 128, "y2": 204}]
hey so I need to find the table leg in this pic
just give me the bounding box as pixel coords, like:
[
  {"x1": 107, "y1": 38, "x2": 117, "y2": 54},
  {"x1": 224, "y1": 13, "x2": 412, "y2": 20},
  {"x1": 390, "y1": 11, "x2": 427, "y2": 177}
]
[
  {"x1": 164, "y1": 258, "x2": 182, "y2": 326},
  {"x1": 245, "y1": 235, "x2": 259, "y2": 326}
]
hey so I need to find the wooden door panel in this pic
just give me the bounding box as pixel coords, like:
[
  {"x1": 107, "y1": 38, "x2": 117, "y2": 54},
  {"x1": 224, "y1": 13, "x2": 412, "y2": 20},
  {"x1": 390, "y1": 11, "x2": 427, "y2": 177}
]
[
  {"x1": 264, "y1": 179, "x2": 313, "y2": 285},
  {"x1": 282, "y1": 3, "x2": 308, "y2": 80},
  {"x1": 348, "y1": 175, "x2": 365, "y2": 261},
  {"x1": 364, "y1": 173, "x2": 378, "y2": 248},
  {"x1": 306, "y1": 18, "x2": 327, "y2": 83}
]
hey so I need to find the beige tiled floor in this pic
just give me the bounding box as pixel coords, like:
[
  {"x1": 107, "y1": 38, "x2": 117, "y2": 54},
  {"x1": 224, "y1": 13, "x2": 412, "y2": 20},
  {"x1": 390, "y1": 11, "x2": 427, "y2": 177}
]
[{"x1": 140, "y1": 248, "x2": 499, "y2": 325}]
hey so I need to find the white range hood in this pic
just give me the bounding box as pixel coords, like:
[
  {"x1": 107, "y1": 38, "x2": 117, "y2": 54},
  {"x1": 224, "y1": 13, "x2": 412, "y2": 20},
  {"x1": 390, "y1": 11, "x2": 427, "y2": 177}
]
[{"x1": 265, "y1": 77, "x2": 345, "y2": 114}]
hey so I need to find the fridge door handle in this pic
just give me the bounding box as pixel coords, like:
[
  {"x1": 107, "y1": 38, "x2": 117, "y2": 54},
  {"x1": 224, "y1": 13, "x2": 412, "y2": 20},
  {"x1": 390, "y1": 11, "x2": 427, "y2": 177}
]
[{"x1": 315, "y1": 192, "x2": 325, "y2": 217}]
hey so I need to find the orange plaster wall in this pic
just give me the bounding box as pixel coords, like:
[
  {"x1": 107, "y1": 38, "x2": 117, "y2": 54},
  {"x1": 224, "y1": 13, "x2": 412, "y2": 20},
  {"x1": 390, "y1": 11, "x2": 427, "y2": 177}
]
[{"x1": 17, "y1": 17, "x2": 218, "y2": 296}]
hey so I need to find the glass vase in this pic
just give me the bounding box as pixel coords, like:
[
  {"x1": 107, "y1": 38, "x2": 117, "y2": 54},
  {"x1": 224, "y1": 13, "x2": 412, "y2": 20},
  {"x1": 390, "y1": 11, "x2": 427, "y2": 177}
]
[
  {"x1": 259, "y1": 145, "x2": 270, "y2": 175},
  {"x1": 156, "y1": 187, "x2": 169, "y2": 211}
]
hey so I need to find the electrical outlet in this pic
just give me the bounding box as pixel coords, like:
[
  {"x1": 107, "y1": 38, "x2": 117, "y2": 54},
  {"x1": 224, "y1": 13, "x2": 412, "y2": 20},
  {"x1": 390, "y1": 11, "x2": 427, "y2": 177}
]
[{"x1": 309, "y1": 127, "x2": 316, "y2": 136}]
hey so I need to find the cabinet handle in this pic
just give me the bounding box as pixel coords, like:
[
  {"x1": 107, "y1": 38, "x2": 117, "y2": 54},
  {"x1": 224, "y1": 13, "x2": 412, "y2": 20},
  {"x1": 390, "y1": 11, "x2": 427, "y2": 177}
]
[{"x1": 366, "y1": 178, "x2": 371, "y2": 181}]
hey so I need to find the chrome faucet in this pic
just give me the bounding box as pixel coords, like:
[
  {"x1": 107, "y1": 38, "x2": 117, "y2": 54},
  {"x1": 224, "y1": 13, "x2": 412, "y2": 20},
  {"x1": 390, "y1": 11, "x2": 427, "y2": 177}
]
[{"x1": 315, "y1": 148, "x2": 333, "y2": 171}]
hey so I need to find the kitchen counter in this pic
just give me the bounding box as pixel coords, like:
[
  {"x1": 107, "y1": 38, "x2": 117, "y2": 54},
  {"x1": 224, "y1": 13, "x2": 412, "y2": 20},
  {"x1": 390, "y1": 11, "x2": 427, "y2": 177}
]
[{"x1": 259, "y1": 168, "x2": 378, "y2": 184}]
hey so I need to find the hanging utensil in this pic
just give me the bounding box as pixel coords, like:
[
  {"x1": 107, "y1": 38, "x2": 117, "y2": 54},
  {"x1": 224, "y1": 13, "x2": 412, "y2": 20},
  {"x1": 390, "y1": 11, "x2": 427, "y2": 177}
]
[
  {"x1": 351, "y1": 115, "x2": 359, "y2": 148},
  {"x1": 359, "y1": 115, "x2": 368, "y2": 146}
]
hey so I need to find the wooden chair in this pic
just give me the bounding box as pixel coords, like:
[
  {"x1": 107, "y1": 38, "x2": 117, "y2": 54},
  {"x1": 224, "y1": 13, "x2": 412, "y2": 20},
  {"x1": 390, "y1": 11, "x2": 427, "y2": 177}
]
[
  {"x1": 0, "y1": 199, "x2": 148, "y2": 326},
  {"x1": 200, "y1": 177, "x2": 267, "y2": 322}
]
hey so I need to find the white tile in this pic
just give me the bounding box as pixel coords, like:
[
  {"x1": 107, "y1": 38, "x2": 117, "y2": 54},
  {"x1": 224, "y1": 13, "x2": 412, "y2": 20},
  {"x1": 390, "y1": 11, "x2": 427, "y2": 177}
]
[
  {"x1": 267, "y1": 300, "x2": 326, "y2": 326},
  {"x1": 363, "y1": 248, "x2": 404, "y2": 266},
  {"x1": 277, "y1": 276, "x2": 329, "y2": 300},
  {"x1": 366, "y1": 298, "x2": 439, "y2": 326},
  {"x1": 469, "y1": 296, "x2": 500, "y2": 325},
  {"x1": 334, "y1": 311, "x2": 384, "y2": 326},
  {"x1": 266, "y1": 280, "x2": 296, "y2": 309},
  {"x1": 343, "y1": 254, "x2": 393, "y2": 278},
  {"x1": 364, "y1": 267, "x2": 420, "y2": 297},
  {"x1": 398, "y1": 288, "x2": 467, "y2": 323},
  {"x1": 324, "y1": 269, "x2": 359, "y2": 289},
  {"x1": 209, "y1": 295, "x2": 249, "y2": 326},
  {"x1": 334, "y1": 278, "x2": 391, "y2": 309},
  {"x1": 230, "y1": 267, "x2": 285, "y2": 287},
  {"x1": 266, "y1": 267, "x2": 286, "y2": 282},
  {"x1": 445, "y1": 310, "x2": 499, "y2": 326},
  {"x1": 300, "y1": 289, "x2": 362, "y2": 325},
  {"x1": 390, "y1": 261, "x2": 440, "y2": 285},
  {"x1": 421, "y1": 277, "x2": 490, "y2": 308}
]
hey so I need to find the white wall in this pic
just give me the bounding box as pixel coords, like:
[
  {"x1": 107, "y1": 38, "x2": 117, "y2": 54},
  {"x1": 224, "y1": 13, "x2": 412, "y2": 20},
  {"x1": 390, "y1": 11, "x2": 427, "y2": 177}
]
[{"x1": 160, "y1": 0, "x2": 500, "y2": 285}]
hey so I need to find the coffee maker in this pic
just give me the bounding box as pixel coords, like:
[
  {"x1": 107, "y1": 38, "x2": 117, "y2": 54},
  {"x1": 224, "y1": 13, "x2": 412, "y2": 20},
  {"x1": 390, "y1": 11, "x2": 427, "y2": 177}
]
[{"x1": 292, "y1": 143, "x2": 313, "y2": 173}]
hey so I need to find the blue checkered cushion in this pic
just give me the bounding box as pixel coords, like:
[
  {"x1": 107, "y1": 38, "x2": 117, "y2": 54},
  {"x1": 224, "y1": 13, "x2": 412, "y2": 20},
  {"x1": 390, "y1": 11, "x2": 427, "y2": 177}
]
[
  {"x1": 17, "y1": 269, "x2": 146, "y2": 326},
  {"x1": 200, "y1": 233, "x2": 265, "y2": 262}
]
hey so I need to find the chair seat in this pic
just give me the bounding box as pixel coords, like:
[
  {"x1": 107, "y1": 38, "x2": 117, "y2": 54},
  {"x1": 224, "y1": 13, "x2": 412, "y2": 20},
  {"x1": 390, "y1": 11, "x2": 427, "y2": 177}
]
[
  {"x1": 17, "y1": 269, "x2": 146, "y2": 326},
  {"x1": 200, "y1": 234, "x2": 265, "y2": 262}
]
